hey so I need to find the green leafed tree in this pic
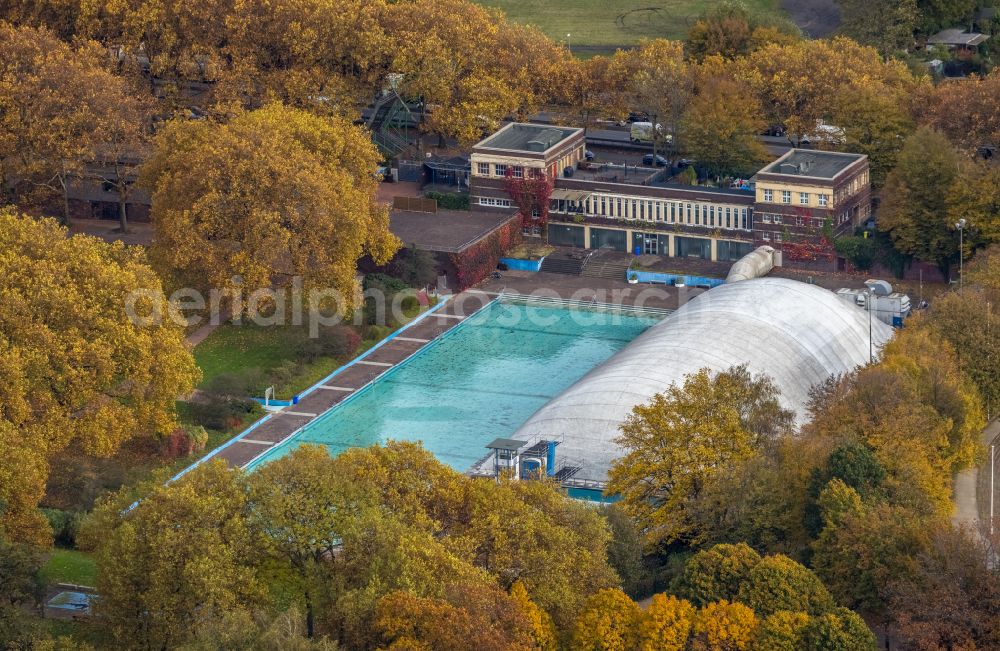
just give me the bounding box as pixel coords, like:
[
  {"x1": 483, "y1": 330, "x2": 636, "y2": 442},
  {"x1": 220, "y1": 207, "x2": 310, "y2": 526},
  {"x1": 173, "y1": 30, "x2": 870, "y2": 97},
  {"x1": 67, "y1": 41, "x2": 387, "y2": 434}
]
[{"x1": 672, "y1": 543, "x2": 762, "y2": 607}]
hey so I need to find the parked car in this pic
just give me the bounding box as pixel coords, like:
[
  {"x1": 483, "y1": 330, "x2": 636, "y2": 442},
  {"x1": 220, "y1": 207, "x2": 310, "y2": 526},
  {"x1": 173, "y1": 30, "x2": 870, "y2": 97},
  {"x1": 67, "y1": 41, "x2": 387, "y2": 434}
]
[
  {"x1": 642, "y1": 153, "x2": 668, "y2": 167},
  {"x1": 584, "y1": 149, "x2": 595, "y2": 161}
]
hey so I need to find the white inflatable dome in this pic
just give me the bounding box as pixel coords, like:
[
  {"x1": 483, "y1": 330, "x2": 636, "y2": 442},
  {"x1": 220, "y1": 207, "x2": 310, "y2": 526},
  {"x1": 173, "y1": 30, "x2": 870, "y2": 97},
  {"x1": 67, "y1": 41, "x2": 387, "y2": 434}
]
[{"x1": 513, "y1": 277, "x2": 895, "y2": 483}]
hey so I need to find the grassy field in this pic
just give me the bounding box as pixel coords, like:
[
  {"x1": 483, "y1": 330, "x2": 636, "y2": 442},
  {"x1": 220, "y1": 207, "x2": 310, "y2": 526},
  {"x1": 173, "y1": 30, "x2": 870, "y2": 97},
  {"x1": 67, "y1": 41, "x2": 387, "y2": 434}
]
[
  {"x1": 40, "y1": 548, "x2": 97, "y2": 587},
  {"x1": 476, "y1": 0, "x2": 781, "y2": 53}
]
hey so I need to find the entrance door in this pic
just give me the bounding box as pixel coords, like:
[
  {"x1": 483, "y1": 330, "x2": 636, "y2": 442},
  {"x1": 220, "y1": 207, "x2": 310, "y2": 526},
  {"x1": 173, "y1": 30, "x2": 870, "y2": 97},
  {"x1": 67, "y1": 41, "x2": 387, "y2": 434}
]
[{"x1": 643, "y1": 234, "x2": 658, "y2": 255}]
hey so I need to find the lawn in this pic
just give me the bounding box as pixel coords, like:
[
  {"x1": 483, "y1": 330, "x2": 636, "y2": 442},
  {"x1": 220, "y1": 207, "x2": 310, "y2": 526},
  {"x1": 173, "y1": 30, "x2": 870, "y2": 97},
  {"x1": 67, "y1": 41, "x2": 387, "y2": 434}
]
[
  {"x1": 40, "y1": 548, "x2": 97, "y2": 587},
  {"x1": 476, "y1": 0, "x2": 781, "y2": 53}
]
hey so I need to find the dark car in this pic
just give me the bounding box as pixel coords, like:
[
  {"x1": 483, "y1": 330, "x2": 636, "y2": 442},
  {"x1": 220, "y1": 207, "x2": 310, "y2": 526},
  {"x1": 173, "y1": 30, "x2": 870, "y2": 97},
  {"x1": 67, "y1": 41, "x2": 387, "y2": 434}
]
[
  {"x1": 642, "y1": 154, "x2": 668, "y2": 167},
  {"x1": 584, "y1": 149, "x2": 595, "y2": 161}
]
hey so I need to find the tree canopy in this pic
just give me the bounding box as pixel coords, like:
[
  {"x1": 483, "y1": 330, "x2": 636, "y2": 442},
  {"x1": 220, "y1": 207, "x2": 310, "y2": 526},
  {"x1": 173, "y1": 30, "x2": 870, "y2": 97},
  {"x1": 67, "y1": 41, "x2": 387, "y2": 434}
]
[
  {"x1": 141, "y1": 103, "x2": 399, "y2": 300},
  {"x1": 0, "y1": 208, "x2": 198, "y2": 544}
]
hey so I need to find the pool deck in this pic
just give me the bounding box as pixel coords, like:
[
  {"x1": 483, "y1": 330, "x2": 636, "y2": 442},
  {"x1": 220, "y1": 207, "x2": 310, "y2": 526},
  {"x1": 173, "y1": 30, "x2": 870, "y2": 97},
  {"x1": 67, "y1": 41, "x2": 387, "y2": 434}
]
[{"x1": 203, "y1": 290, "x2": 499, "y2": 470}]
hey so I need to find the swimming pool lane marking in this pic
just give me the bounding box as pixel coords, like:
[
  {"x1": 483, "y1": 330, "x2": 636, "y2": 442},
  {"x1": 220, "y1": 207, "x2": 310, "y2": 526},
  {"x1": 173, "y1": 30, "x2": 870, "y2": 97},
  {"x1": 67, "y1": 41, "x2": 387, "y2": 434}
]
[{"x1": 241, "y1": 295, "x2": 501, "y2": 471}]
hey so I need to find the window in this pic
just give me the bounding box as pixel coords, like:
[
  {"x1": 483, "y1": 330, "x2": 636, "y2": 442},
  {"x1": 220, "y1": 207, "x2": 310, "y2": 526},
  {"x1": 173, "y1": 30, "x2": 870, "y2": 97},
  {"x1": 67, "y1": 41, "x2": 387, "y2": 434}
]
[
  {"x1": 686, "y1": 203, "x2": 692, "y2": 224},
  {"x1": 601, "y1": 196, "x2": 607, "y2": 216},
  {"x1": 531, "y1": 208, "x2": 541, "y2": 218},
  {"x1": 694, "y1": 204, "x2": 701, "y2": 225},
  {"x1": 819, "y1": 194, "x2": 829, "y2": 207},
  {"x1": 656, "y1": 203, "x2": 662, "y2": 222},
  {"x1": 478, "y1": 197, "x2": 511, "y2": 207},
  {"x1": 742, "y1": 209, "x2": 749, "y2": 230},
  {"x1": 799, "y1": 192, "x2": 809, "y2": 205},
  {"x1": 631, "y1": 200, "x2": 637, "y2": 220},
  {"x1": 477, "y1": 162, "x2": 489, "y2": 175},
  {"x1": 494, "y1": 164, "x2": 507, "y2": 177},
  {"x1": 763, "y1": 189, "x2": 773, "y2": 202},
  {"x1": 726, "y1": 207, "x2": 731, "y2": 229},
  {"x1": 762, "y1": 232, "x2": 771, "y2": 241},
  {"x1": 796, "y1": 217, "x2": 804, "y2": 226},
  {"x1": 709, "y1": 205, "x2": 715, "y2": 226},
  {"x1": 775, "y1": 233, "x2": 782, "y2": 243},
  {"x1": 762, "y1": 214, "x2": 772, "y2": 224},
  {"x1": 782, "y1": 190, "x2": 791, "y2": 204},
  {"x1": 529, "y1": 168, "x2": 541, "y2": 178},
  {"x1": 512, "y1": 166, "x2": 523, "y2": 178},
  {"x1": 616, "y1": 198, "x2": 622, "y2": 217}
]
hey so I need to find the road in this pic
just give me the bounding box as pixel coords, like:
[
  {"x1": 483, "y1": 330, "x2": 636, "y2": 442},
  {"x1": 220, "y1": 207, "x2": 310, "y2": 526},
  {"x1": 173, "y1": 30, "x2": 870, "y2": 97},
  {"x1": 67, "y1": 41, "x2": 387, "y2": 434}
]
[{"x1": 952, "y1": 419, "x2": 1000, "y2": 540}]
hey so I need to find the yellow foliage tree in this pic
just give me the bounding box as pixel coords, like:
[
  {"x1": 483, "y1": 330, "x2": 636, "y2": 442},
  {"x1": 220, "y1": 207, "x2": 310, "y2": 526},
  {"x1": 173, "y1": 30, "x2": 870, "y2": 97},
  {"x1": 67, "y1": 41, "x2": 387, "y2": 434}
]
[
  {"x1": 510, "y1": 581, "x2": 558, "y2": 651},
  {"x1": 608, "y1": 365, "x2": 792, "y2": 549},
  {"x1": 637, "y1": 594, "x2": 695, "y2": 651},
  {"x1": 690, "y1": 600, "x2": 759, "y2": 651},
  {"x1": 141, "y1": 103, "x2": 399, "y2": 302},
  {"x1": 569, "y1": 588, "x2": 641, "y2": 651},
  {"x1": 0, "y1": 208, "x2": 198, "y2": 543}
]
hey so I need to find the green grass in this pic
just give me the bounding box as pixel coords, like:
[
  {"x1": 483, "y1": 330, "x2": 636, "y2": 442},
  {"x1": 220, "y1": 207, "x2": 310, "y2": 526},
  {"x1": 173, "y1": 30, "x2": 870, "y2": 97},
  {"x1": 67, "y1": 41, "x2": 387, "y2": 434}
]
[
  {"x1": 40, "y1": 549, "x2": 97, "y2": 587},
  {"x1": 476, "y1": 0, "x2": 780, "y2": 53}
]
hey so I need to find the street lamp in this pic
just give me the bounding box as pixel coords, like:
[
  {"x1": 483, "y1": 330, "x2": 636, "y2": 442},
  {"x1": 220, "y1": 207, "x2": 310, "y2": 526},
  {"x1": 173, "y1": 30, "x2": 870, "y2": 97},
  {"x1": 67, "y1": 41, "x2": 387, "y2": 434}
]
[
  {"x1": 866, "y1": 288, "x2": 874, "y2": 364},
  {"x1": 566, "y1": 33, "x2": 571, "y2": 53},
  {"x1": 956, "y1": 218, "x2": 967, "y2": 289}
]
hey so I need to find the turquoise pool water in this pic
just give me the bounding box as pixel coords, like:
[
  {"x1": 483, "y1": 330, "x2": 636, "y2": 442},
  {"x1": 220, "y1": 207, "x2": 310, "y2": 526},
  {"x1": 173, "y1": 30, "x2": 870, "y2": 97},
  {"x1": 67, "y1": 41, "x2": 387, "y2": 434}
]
[{"x1": 246, "y1": 299, "x2": 660, "y2": 472}]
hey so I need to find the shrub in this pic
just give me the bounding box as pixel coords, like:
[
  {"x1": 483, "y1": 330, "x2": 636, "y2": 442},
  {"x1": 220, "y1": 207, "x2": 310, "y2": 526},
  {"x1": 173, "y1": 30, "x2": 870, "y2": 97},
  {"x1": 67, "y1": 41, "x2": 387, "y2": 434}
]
[
  {"x1": 425, "y1": 191, "x2": 470, "y2": 210},
  {"x1": 364, "y1": 273, "x2": 409, "y2": 294},
  {"x1": 162, "y1": 425, "x2": 209, "y2": 459},
  {"x1": 834, "y1": 235, "x2": 877, "y2": 271},
  {"x1": 400, "y1": 294, "x2": 420, "y2": 314}
]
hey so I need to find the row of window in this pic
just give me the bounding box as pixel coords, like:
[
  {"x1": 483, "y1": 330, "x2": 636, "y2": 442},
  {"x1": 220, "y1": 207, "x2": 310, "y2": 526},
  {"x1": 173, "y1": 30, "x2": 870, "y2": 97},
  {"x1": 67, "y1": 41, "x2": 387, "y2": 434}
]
[
  {"x1": 478, "y1": 197, "x2": 511, "y2": 207},
  {"x1": 761, "y1": 188, "x2": 830, "y2": 207},
  {"x1": 476, "y1": 162, "x2": 539, "y2": 178},
  {"x1": 760, "y1": 214, "x2": 826, "y2": 228},
  {"x1": 551, "y1": 194, "x2": 751, "y2": 231}
]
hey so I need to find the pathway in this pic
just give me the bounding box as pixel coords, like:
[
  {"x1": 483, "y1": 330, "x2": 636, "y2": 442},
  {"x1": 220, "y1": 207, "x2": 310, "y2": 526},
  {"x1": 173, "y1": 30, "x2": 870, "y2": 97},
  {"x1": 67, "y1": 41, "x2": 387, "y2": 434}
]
[
  {"x1": 197, "y1": 290, "x2": 496, "y2": 470},
  {"x1": 952, "y1": 419, "x2": 1000, "y2": 538}
]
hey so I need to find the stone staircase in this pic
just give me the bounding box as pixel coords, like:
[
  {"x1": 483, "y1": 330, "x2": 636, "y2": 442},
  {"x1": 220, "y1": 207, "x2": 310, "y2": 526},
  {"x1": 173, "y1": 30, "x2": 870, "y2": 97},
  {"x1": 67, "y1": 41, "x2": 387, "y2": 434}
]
[
  {"x1": 581, "y1": 258, "x2": 631, "y2": 281},
  {"x1": 539, "y1": 256, "x2": 586, "y2": 275}
]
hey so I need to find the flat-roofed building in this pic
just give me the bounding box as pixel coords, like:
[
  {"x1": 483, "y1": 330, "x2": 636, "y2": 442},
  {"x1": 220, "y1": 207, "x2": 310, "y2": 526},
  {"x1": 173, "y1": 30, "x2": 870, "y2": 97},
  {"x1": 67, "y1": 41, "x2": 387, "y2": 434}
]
[{"x1": 752, "y1": 149, "x2": 870, "y2": 248}]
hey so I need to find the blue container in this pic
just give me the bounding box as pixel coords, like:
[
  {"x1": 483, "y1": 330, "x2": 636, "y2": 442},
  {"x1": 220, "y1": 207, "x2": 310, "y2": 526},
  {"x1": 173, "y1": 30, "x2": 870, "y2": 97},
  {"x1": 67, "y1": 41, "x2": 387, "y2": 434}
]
[{"x1": 522, "y1": 458, "x2": 542, "y2": 478}]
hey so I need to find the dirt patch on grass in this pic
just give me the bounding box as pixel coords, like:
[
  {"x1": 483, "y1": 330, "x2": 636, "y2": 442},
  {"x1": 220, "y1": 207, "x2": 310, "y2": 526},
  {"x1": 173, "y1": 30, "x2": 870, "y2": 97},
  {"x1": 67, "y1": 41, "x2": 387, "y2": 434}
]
[{"x1": 782, "y1": 0, "x2": 841, "y2": 37}]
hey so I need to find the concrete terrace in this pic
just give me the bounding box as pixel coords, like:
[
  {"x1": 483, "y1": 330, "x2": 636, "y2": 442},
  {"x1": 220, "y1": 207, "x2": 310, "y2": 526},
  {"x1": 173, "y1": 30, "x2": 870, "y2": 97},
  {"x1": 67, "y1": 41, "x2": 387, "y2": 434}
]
[{"x1": 197, "y1": 290, "x2": 498, "y2": 469}]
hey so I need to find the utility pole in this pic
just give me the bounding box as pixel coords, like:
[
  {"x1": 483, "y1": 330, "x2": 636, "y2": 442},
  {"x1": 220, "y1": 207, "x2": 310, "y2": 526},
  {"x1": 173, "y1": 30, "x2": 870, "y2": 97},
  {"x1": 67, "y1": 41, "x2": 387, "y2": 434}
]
[
  {"x1": 867, "y1": 288, "x2": 874, "y2": 363},
  {"x1": 991, "y1": 443, "x2": 995, "y2": 537}
]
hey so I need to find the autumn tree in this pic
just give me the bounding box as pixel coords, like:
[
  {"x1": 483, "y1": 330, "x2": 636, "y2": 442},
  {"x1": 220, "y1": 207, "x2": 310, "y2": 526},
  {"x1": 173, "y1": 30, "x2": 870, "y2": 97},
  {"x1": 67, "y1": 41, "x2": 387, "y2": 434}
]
[
  {"x1": 921, "y1": 70, "x2": 1000, "y2": 155},
  {"x1": 924, "y1": 290, "x2": 1000, "y2": 419},
  {"x1": 0, "y1": 209, "x2": 198, "y2": 543},
  {"x1": 608, "y1": 365, "x2": 793, "y2": 549},
  {"x1": 383, "y1": 0, "x2": 564, "y2": 145},
  {"x1": 551, "y1": 54, "x2": 632, "y2": 133},
  {"x1": 680, "y1": 72, "x2": 767, "y2": 177},
  {"x1": 376, "y1": 582, "x2": 544, "y2": 651},
  {"x1": 0, "y1": 23, "x2": 146, "y2": 223},
  {"x1": 569, "y1": 588, "x2": 641, "y2": 651},
  {"x1": 887, "y1": 526, "x2": 1000, "y2": 649},
  {"x1": 637, "y1": 594, "x2": 695, "y2": 651},
  {"x1": 81, "y1": 462, "x2": 266, "y2": 651},
  {"x1": 686, "y1": 2, "x2": 799, "y2": 60},
  {"x1": 946, "y1": 160, "x2": 1000, "y2": 252},
  {"x1": 141, "y1": 103, "x2": 399, "y2": 301},
  {"x1": 0, "y1": 533, "x2": 44, "y2": 647},
  {"x1": 915, "y1": 0, "x2": 977, "y2": 32},
  {"x1": 249, "y1": 445, "x2": 372, "y2": 637},
  {"x1": 623, "y1": 40, "x2": 692, "y2": 159},
  {"x1": 689, "y1": 601, "x2": 758, "y2": 651},
  {"x1": 752, "y1": 611, "x2": 810, "y2": 651},
  {"x1": 672, "y1": 543, "x2": 761, "y2": 607}
]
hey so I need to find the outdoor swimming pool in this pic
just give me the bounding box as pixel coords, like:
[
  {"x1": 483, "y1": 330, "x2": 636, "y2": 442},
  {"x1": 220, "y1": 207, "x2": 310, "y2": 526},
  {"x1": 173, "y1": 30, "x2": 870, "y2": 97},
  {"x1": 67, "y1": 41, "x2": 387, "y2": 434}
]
[{"x1": 246, "y1": 299, "x2": 661, "y2": 472}]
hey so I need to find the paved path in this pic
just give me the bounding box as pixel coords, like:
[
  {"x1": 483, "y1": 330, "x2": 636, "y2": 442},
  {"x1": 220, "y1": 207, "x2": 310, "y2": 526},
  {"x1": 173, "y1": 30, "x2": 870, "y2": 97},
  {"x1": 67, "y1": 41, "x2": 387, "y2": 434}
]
[
  {"x1": 200, "y1": 291, "x2": 497, "y2": 469},
  {"x1": 952, "y1": 419, "x2": 1000, "y2": 538}
]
